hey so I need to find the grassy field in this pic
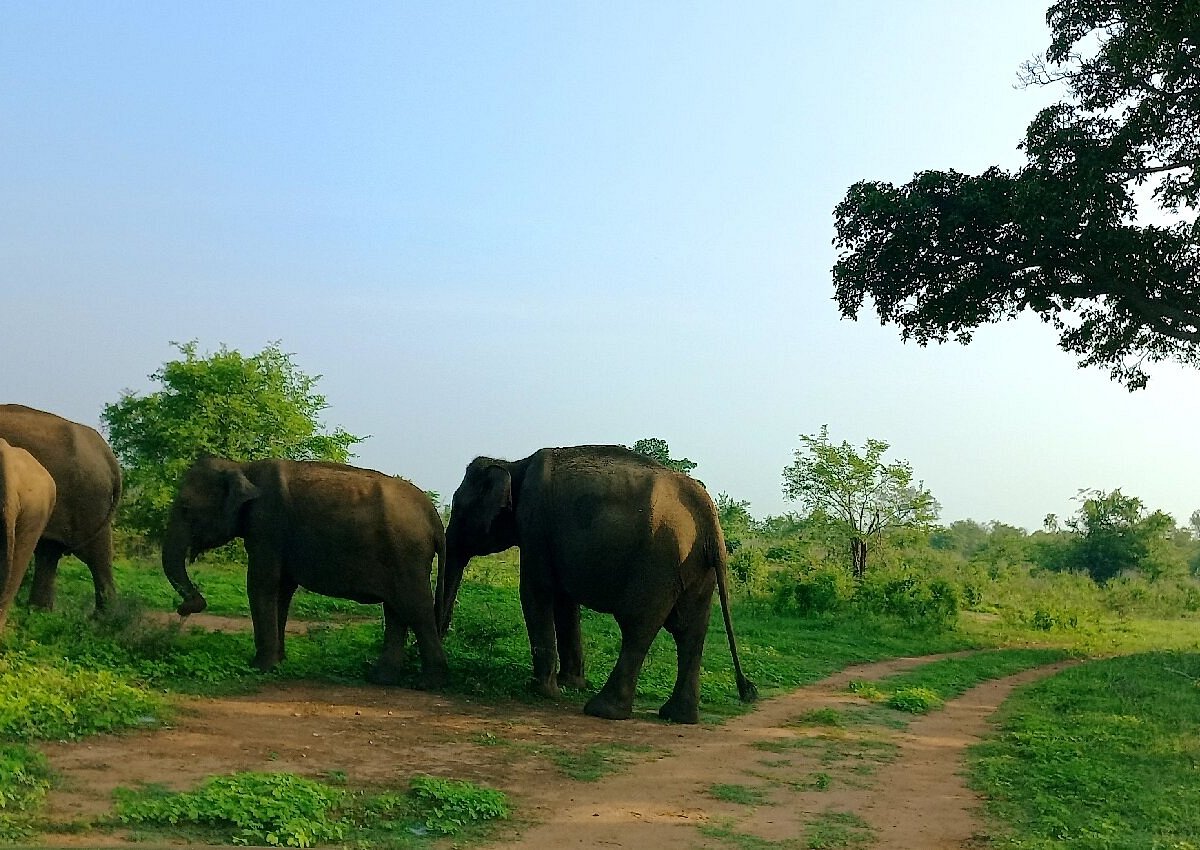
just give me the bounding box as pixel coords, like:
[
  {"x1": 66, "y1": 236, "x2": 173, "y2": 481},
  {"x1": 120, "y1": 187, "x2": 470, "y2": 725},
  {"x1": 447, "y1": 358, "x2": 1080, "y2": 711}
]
[{"x1": 2, "y1": 551, "x2": 1200, "y2": 846}]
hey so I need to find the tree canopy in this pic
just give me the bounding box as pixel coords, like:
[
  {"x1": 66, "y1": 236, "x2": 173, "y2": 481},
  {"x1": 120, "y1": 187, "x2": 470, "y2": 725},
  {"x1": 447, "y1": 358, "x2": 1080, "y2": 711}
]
[
  {"x1": 1050, "y1": 488, "x2": 1185, "y2": 582},
  {"x1": 781, "y1": 426, "x2": 939, "y2": 578},
  {"x1": 629, "y1": 437, "x2": 698, "y2": 476},
  {"x1": 102, "y1": 341, "x2": 365, "y2": 539},
  {"x1": 833, "y1": 0, "x2": 1199, "y2": 389}
]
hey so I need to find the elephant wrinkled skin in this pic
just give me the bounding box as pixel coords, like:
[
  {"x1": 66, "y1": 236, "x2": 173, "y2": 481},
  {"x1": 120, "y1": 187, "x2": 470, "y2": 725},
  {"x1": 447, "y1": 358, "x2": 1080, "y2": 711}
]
[
  {"x1": 437, "y1": 444, "x2": 757, "y2": 723},
  {"x1": 0, "y1": 404, "x2": 121, "y2": 612},
  {"x1": 162, "y1": 457, "x2": 449, "y2": 688},
  {"x1": 0, "y1": 438, "x2": 56, "y2": 631}
]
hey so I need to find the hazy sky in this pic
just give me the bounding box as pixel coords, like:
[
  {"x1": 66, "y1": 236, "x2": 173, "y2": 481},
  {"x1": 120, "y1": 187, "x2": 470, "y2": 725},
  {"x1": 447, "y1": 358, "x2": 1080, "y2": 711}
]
[{"x1": 4, "y1": 2, "x2": 1198, "y2": 531}]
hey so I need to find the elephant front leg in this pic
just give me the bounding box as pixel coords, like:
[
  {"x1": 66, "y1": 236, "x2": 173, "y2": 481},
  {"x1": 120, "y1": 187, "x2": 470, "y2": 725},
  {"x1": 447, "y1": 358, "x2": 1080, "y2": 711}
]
[
  {"x1": 76, "y1": 525, "x2": 118, "y2": 613},
  {"x1": 554, "y1": 594, "x2": 587, "y2": 690},
  {"x1": 520, "y1": 572, "x2": 560, "y2": 698},
  {"x1": 246, "y1": 555, "x2": 284, "y2": 672}
]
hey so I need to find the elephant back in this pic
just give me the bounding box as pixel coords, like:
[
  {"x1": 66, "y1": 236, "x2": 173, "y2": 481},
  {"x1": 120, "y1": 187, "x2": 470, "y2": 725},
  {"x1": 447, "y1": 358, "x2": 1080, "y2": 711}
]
[{"x1": 0, "y1": 405, "x2": 121, "y2": 547}]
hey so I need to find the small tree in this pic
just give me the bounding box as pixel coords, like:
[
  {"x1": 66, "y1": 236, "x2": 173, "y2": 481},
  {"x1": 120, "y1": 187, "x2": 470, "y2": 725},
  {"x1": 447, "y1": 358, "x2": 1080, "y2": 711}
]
[
  {"x1": 716, "y1": 492, "x2": 755, "y2": 553},
  {"x1": 781, "y1": 426, "x2": 939, "y2": 579},
  {"x1": 102, "y1": 341, "x2": 365, "y2": 540},
  {"x1": 629, "y1": 437, "x2": 698, "y2": 476},
  {"x1": 1059, "y1": 488, "x2": 1185, "y2": 583}
]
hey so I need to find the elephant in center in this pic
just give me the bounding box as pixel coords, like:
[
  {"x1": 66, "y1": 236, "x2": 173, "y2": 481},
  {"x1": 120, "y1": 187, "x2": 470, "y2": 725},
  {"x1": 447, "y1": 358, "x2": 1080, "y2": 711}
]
[
  {"x1": 163, "y1": 456, "x2": 448, "y2": 688},
  {"x1": 436, "y1": 444, "x2": 757, "y2": 723}
]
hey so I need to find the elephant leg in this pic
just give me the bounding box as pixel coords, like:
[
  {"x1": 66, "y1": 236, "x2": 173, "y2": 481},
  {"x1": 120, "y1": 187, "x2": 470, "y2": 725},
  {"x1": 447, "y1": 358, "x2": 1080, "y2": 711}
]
[
  {"x1": 74, "y1": 525, "x2": 117, "y2": 613},
  {"x1": 554, "y1": 593, "x2": 587, "y2": 690},
  {"x1": 28, "y1": 539, "x2": 66, "y2": 610},
  {"x1": 658, "y1": 578, "x2": 716, "y2": 724},
  {"x1": 275, "y1": 579, "x2": 298, "y2": 662},
  {"x1": 246, "y1": 551, "x2": 283, "y2": 671},
  {"x1": 367, "y1": 603, "x2": 409, "y2": 686},
  {"x1": 410, "y1": 608, "x2": 449, "y2": 690},
  {"x1": 519, "y1": 565, "x2": 560, "y2": 698},
  {"x1": 584, "y1": 618, "x2": 659, "y2": 721}
]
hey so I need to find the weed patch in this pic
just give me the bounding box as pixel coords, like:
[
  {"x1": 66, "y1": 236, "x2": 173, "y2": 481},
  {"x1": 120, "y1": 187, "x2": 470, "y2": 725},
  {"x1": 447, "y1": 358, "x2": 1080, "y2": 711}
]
[
  {"x1": 805, "y1": 809, "x2": 873, "y2": 849},
  {"x1": 708, "y1": 783, "x2": 771, "y2": 806}
]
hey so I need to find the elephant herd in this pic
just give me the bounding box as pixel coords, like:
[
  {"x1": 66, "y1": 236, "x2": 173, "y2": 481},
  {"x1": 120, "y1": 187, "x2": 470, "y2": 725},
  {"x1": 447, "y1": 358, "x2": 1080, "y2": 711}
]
[{"x1": 0, "y1": 403, "x2": 756, "y2": 724}]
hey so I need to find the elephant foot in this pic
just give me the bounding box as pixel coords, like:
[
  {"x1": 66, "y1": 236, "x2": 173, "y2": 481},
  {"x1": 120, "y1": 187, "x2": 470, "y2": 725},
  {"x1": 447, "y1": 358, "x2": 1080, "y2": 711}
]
[
  {"x1": 529, "y1": 678, "x2": 561, "y2": 699},
  {"x1": 367, "y1": 658, "x2": 405, "y2": 686},
  {"x1": 557, "y1": 673, "x2": 589, "y2": 691},
  {"x1": 417, "y1": 666, "x2": 449, "y2": 691},
  {"x1": 250, "y1": 653, "x2": 282, "y2": 673},
  {"x1": 584, "y1": 693, "x2": 633, "y2": 721},
  {"x1": 657, "y1": 696, "x2": 700, "y2": 725}
]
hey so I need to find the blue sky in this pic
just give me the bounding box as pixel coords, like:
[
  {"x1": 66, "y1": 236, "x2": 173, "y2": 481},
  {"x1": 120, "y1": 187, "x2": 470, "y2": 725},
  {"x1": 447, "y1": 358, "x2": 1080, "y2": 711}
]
[{"x1": 4, "y1": 1, "x2": 1198, "y2": 529}]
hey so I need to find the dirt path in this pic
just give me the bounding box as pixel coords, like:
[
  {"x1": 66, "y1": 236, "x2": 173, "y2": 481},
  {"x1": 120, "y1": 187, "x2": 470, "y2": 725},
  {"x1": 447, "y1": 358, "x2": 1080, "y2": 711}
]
[{"x1": 37, "y1": 654, "x2": 1070, "y2": 848}]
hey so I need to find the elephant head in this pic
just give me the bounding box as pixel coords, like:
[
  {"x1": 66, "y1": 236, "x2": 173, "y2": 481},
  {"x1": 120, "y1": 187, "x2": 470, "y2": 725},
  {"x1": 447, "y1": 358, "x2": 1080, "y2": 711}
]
[
  {"x1": 437, "y1": 457, "x2": 518, "y2": 635},
  {"x1": 161, "y1": 457, "x2": 261, "y2": 615}
]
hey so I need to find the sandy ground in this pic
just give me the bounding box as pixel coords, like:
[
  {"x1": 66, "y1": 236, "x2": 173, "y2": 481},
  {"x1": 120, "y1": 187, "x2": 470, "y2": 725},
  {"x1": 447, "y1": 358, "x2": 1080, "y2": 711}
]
[{"x1": 33, "y1": 628, "x2": 1070, "y2": 849}]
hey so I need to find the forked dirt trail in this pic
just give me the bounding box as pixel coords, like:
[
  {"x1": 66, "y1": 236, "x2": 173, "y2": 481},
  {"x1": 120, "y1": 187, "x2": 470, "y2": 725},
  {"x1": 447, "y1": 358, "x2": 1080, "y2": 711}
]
[{"x1": 37, "y1": 652, "x2": 1071, "y2": 848}]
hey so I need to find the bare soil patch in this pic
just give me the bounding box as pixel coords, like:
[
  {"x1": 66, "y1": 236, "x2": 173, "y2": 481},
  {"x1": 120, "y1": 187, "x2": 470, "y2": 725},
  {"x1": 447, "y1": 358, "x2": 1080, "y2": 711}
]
[{"x1": 35, "y1": 651, "x2": 1069, "y2": 848}]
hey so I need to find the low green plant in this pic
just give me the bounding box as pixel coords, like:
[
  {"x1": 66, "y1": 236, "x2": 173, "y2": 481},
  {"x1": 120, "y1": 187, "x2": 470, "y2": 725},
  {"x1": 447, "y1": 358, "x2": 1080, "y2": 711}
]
[
  {"x1": 112, "y1": 771, "x2": 510, "y2": 848},
  {"x1": 851, "y1": 648, "x2": 1068, "y2": 715},
  {"x1": 114, "y1": 772, "x2": 348, "y2": 847},
  {"x1": 970, "y1": 652, "x2": 1200, "y2": 849},
  {"x1": 0, "y1": 652, "x2": 162, "y2": 741},
  {"x1": 884, "y1": 686, "x2": 943, "y2": 713},
  {"x1": 407, "y1": 774, "x2": 509, "y2": 836},
  {"x1": 548, "y1": 743, "x2": 653, "y2": 782},
  {"x1": 0, "y1": 744, "x2": 52, "y2": 841},
  {"x1": 805, "y1": 809, "x2": 873, "y2": 849},
  {"x1": 708, "y1": 783, "x2": 770, "y2": 806}
]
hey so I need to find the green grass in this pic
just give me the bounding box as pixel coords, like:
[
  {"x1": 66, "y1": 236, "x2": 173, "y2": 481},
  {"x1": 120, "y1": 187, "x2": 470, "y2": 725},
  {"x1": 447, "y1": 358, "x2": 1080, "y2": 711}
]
[
  {"x1": 0, "y1": 744, "x2": 52, "y2": 842},
  {"x1": 112, "y1": 771, "x2": 510, "y2": 848},
  {"x1": 708, "y1": 783, "x2": 770, "y2": 806},
  {"x1": 804, "y1": 810, "x2": 873, "y2": 849},
  {"x1": 970, "y1": 651, "x2": 1200, "y2": 849},
  {"x1": 848, "y1": 648, "x2": 1070, "y2": 714}
]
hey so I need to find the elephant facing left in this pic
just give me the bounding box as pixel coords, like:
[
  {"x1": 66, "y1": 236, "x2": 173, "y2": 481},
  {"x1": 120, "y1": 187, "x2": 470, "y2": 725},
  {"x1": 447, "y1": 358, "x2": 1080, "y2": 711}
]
[{"x1": 162, "y1": 456, "x2": 449, "y2": 689}]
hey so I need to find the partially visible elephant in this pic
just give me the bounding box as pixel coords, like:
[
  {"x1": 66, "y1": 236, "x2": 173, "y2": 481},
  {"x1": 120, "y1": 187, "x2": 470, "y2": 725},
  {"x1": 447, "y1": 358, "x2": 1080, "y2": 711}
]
[
  {"x1": 0, "y1": 404, "x2": 122, "y2": 612},
  {"x1": 0, "y1": 439, "x2": 57, "y2": 631},
  {"x1": 436, "y1": 444, "x2": 757, "y2": 723},
  {"x1": 163, "y1": 456, "x2": 449, "y2": 688}
]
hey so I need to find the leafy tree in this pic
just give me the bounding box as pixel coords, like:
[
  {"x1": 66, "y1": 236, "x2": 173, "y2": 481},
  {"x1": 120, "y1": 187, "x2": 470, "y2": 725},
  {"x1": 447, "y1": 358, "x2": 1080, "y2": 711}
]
[
  {"x1": 1058, "y1": 488, "x2": 1185, "y2": 582},
  {"x1": 781, "y1": 426, "x2": 939, "y2": 578},
  {"x1": 833, "y1": 1, "x2": 1200, "y2": 389},
  {"x1": 102, "y1": 341, "x2": 365, "y2": 539},
  {"x1": 629, "y1": 437, "x2": 698, "y2": 476},
  {"x1": 716, "y1": 492, "x2": 755, "y2": 553}
]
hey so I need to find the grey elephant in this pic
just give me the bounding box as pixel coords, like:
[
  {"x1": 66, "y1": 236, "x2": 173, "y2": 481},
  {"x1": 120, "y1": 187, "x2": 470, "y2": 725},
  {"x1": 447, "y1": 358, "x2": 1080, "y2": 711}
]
[
  {"x1": 163, "y1": 456, "x2": 449, "y2": 688},
  {"x1": 0, "y1": 404, "x2": 122, "y2": 612},
  {"x1": 436, "y1": 445, "x2": 757, "y2": 723},
  {"x1": 0, "y1": 438, "x2": 57, "y2": 631}
]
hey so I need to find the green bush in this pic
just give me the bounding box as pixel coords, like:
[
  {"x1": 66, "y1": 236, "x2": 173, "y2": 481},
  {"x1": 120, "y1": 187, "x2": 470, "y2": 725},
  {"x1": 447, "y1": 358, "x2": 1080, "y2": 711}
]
[
  {"x1": 408, "y1": 774, "x2": 510, "y2": 835},
  {"x1": 769, "y1": 563, "x2": 855, "y2": 616},
  {"x1": 853, "y1": 572, "x2": 960, "y2": 629},
  {"x1": 115, "y1": 772, "x2": 348, "y2": 848},
  {"x1": 0, "y1": 744, "x2": 51, "y2": 841},
  {"x1": 0, "y1": 652, "x2": 162, "y2": 741}
]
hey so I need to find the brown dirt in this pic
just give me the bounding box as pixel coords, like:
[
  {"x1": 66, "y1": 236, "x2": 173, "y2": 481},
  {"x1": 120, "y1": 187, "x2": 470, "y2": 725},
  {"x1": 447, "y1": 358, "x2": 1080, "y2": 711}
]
[{"x1": 34, "y1": 649, "x2": 1072, "y2": 849}]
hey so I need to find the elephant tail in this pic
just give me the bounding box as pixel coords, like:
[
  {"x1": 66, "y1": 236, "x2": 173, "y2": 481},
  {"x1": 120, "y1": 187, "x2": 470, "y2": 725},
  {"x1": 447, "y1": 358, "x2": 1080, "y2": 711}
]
[
  {"x1": 433, "y1": 521, "x2": 447, "y2": 627},
  {"x1": 710, "y1": 530, "x2": 758, "y2": 704}
]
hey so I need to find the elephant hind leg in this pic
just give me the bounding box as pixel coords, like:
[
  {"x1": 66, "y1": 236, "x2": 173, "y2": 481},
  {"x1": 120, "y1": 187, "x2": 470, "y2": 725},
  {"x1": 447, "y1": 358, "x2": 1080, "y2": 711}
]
[
  {"x1": 73, "y1": 525, "x2": 117, "y2": 613},
  {"x1": 584, "y1": 617, "x2": 660, "y2": 721},
  {"x1": 658, "y1": 576, "x2": 716, "y2": 725},
  {"x1": 367, "y1": 602, "x2": 410, "y2": 686},
  {"x1": 554, "y1": 593, "x2": 587, "y2": 690}
]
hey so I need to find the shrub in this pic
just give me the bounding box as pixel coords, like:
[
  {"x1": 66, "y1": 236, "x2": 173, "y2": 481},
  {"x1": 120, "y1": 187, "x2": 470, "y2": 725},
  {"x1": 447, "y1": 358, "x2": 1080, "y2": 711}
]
[
  {"x1": 853, "y1": 571, "x2": 960, "y2": 630},
  {"x1": 408, "y1": 774, "x2": 510, "y2": 835},
  {"x1": 0, "y1": 744, "x2": 51, "y2": 841},
  {"x1": 769, "y1": 564, "x2": 855, "y2": 617}
]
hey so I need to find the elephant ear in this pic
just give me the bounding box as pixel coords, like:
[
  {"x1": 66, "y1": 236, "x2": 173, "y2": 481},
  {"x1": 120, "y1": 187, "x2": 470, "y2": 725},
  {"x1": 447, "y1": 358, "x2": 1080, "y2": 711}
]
[
  {"x1": 220, "y1": 468, "x2": 261, "y2": 534},
  {"x1": 479, "y1": 464, "x2": 513, "y2": 528}
]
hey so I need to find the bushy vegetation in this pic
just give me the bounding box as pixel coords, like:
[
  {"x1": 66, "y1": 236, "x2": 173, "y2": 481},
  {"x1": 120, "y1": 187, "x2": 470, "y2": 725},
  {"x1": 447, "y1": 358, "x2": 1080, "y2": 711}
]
[
  {"x1": 0, "y1": 745, "x2": 51, "y2": 841},
  {"x1": 971, "y1": 652, "x2": 1200, "y2": 849},
  {"x1": 113, "y1": 771, "x2": 509, "y2": 847}
]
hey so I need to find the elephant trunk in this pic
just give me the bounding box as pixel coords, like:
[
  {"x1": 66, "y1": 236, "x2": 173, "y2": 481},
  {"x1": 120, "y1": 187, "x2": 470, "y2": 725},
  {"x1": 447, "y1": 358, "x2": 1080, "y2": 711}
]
[
  {"x1": 161, "y1": 518, "x2": 207, "y2": 616},
  {"x1": 436, "y1": 541, "x2": 468, "y2": 637}
]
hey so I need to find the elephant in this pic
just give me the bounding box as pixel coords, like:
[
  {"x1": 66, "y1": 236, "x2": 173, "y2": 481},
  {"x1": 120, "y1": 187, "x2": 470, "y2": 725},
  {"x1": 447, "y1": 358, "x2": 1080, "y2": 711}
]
[
  {"x1": 0, "y1": 404, "x2": 122, "y2": 612},
  {"x1": 436, "y1": 444, "x2": 757, "y2": 723},
  {"x1": 0, "y1": 438, "x2": 57, "y2": 631},
  {"x1": 162, "y1": 456, "x2": 449, "y2": 688}
]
